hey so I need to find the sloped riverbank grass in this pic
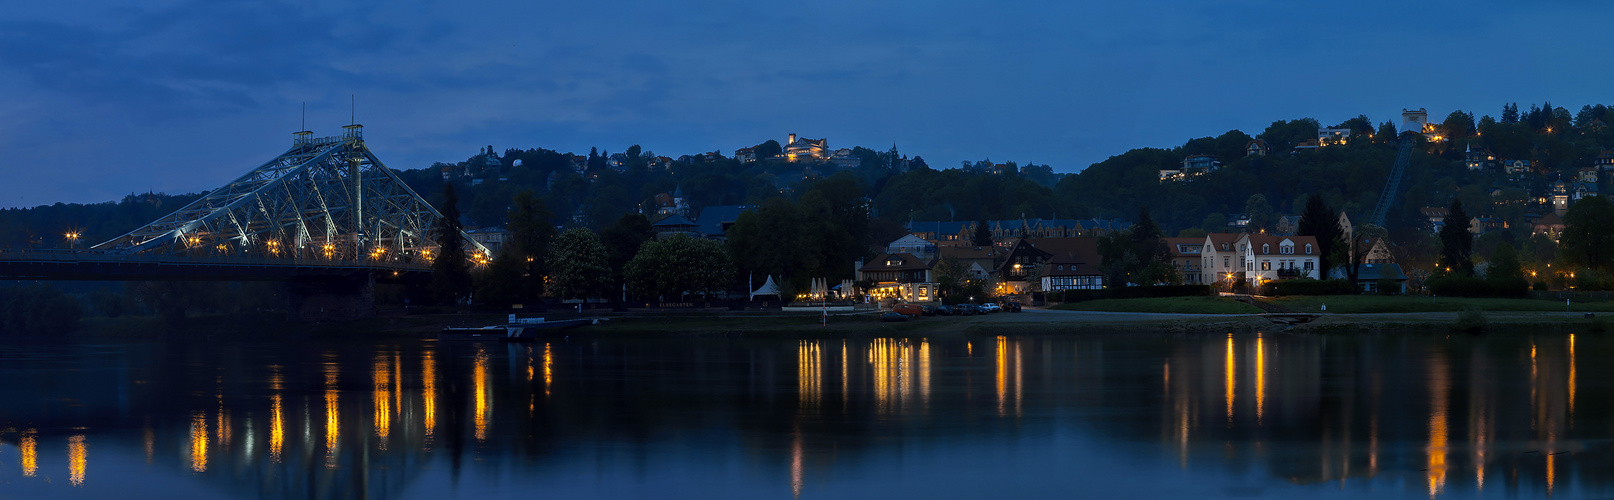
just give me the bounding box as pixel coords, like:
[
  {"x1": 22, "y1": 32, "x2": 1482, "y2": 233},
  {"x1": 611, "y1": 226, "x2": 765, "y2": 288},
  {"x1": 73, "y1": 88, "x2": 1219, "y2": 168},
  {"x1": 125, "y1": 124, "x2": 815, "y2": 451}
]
[
  {"x1": 1051, "y1": 296, "x2": 1262, "y2": 314},
  {"x1": 1266, "y1": 295, "x2": 1614, "y2": 314}
]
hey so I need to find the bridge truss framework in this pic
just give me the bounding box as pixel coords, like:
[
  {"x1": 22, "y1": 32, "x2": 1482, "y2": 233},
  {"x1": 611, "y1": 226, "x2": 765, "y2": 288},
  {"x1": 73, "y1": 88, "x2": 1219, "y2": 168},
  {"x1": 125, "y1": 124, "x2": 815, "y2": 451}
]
[{"x1": 92, "y1": 125, "x2": 488, "y2": 268}]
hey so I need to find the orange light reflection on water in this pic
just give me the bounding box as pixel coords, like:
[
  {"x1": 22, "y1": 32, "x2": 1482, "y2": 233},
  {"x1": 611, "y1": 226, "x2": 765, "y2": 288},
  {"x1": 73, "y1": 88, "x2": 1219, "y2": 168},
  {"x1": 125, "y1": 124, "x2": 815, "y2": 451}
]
[
  {"x1": 68, "y1": 434, "x2": 86, "y2": 486},
  {"x1": 374, "y1": 353, "x2": 393, "y2": 450},
  {"x1": 474, "y1": 347, "x2": 491, "y2": 443},
  {"x1": 1225, "y1": 334, "x2": 1236, "y2": 425},
  {"x1": 798, "y1": 340, "x2": 822, "y2": 408},
  {"x1": 1427, "y1": 354, "x2": 1449, "y2": 497},
  {"x1": 324, "y1": 358, "x2": 340, "y2": 469},
  {"x1": 423, "y1": 350, "x2": 437, "y2": 443},
  {"x1": 20, "y1": 429, "x2": 37, "y2": 477},
  {"x1": 1255, "y1": 333, "x2": 1265, "y2": 424},
  {"x1": 190, "y1": 412, "x2": 208, "y2": 473}
]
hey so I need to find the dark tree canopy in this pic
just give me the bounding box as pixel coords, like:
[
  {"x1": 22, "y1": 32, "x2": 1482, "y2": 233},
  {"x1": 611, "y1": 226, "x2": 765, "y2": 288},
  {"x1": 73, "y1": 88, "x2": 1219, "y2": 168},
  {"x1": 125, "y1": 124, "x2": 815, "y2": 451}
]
[
  {"x1": 1438, "y1": 199, "x2": 1473, "y2": 276},
  {"x1": 1296, "y1": 194, "x2": 1340, "y2": 273},
  {"x1": 431, "y1": 183, "x2": 473, "y2": 305}
]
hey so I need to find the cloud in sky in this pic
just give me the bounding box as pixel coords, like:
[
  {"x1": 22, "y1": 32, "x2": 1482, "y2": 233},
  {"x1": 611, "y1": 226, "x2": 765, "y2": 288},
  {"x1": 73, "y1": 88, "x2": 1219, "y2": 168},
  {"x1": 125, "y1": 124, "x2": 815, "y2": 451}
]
[{"x1": 0, "y1": 0, "x2": 1610, "y2": 207}]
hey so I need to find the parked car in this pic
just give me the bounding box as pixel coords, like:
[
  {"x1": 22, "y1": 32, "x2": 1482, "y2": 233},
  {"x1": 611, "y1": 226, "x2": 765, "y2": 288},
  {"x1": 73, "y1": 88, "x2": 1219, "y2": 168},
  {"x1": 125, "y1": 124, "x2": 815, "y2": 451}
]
[
  {"x1": 933, "y1": 304, "x2": 956, "y2": 316},
  {"x1": 955, "y1": 304, "x2": 979, "y2": 316},
  {"x1": 891, "y1": 303, "x2": 923, "y2": 317},
  {"x1": 921, "y1": 305, "x2": 938, "y2": 316},
  {"x1": 1003, "y1": 301, "x2": 1022, "y2": 312},
  {"x1": 979, "y1": 303, "x2": 1002, "y2": 313},
  {"x1": 880, "y1": 311, "x2": 909, "y2": 322}
]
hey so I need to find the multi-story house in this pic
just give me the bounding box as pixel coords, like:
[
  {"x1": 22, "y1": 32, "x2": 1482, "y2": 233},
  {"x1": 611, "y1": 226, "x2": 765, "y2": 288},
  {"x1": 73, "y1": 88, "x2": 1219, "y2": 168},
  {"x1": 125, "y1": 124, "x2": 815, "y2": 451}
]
[
  {"x1": 857, "y1": 253, "x2": 937, "y2": 303},
  {"x1": 1163, "y1": 237, "x2": 1204, "y2": 284},
  {"x1": 1465, "y1": 144, "x2": 1498, "y2": 170},
  {"x1": 782, "y1": 133, "x2": 829, "y2": 161},
  {"x1": 1199, "y1": 234, "x2": 1242, "y2": 288},
  {"x1": 1240, "y1": 234, "x2": 1321, "y2": 287}
]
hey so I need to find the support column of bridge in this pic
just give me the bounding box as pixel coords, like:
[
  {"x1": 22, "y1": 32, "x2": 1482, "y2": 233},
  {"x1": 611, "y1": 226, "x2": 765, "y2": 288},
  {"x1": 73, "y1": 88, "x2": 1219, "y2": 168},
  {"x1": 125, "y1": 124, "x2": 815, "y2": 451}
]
[{"x1": 286, "y1": 273, "x2": 376, "y2": 322}]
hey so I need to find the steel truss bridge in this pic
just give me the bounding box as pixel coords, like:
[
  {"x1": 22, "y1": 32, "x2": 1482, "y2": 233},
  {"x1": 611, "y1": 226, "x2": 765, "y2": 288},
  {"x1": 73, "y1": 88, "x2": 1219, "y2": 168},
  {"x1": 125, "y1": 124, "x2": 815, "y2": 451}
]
[{"x1": 0, "y1": 125, "x2": 488, "y2": 319}]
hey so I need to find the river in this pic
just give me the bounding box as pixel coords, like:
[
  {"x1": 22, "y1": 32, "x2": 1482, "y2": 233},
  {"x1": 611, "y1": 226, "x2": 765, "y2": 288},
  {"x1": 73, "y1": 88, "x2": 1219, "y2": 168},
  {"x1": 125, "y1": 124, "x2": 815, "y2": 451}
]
[{"x1": 0, "y1": 329, "x2": 1605, "y2": 499}]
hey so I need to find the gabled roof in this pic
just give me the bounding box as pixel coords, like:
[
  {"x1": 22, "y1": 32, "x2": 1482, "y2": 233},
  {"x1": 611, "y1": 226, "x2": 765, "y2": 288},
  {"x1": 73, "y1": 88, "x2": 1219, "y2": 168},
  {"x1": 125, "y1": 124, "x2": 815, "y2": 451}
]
[
  {"x1": 1162, "y1": 237, "x2": 1203, "y2": 257},
  {"x1": 906, "y1": 220, "x2": 970, "y2": 235},
  {"x1": 694, "y1": 205, "x2": 757, "y2": 236},
  {"x1": 1204, "y1": 233, "x2": 1240, "y2": 252},
  {"x1": 1243, "y1": 234, "x2": 1320, "y2": 255},
  {"x1": 859, "y1": 253, "x2": 931, "y2": 272},
  {"x1": 652, "y1": 214, "x2": 697, "y2": 228}
]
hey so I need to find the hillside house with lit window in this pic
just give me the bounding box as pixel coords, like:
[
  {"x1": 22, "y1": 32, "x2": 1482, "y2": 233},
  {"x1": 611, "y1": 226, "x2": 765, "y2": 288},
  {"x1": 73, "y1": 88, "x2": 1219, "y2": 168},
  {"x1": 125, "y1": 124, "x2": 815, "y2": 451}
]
[{"x1": 782, "y1": 133, "x2": 829, "y2": 161}]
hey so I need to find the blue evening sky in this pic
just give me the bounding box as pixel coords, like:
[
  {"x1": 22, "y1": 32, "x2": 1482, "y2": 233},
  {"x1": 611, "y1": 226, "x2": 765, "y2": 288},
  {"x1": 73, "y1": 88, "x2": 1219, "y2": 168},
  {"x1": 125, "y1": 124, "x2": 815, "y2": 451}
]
[{"x1": 0, "y1": 0, "x2": 1607, "y2": 207}]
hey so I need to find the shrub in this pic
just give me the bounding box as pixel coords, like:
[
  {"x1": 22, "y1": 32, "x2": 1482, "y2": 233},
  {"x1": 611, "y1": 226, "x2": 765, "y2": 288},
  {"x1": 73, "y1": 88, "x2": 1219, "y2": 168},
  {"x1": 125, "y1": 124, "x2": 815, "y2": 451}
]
[
  {"x1": 1451, "y1": 309, "x2": 1487, "y2": 333},
  {"x1": 1427, "y1": 275, "x2": 1528, "y2": 297},
  {"x1": 1263, "y1": 279, "x2": 1355, "y2": 296},
  {"x1": 0, "y1": 285, "x2": 82, "y2": 336}
]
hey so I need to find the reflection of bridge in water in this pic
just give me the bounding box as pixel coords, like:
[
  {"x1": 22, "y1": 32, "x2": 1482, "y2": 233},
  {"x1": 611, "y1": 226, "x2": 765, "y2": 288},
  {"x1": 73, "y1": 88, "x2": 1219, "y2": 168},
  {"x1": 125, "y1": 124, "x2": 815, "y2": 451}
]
[
  {"x1": 0, "y1": 125, "x2": 487, "y2": 320},
  {"x1": 0, "y1": 333, "x2": 1603, "y2": 498}
]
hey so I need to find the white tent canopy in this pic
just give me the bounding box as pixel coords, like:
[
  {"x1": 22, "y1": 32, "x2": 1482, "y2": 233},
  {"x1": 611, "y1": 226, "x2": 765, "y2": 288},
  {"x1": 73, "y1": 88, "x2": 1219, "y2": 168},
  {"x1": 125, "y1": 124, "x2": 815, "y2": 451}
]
[{"x1": 749, "y1": 275, "x2": 782, "y2": 300}]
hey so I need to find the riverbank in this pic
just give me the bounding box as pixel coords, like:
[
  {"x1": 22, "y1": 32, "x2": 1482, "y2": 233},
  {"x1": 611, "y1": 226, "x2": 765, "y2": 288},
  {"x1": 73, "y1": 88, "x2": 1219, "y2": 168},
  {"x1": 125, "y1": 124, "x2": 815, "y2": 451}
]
[{"x1": 60, "y1": 304, "x2": 1614, "y2": 340}]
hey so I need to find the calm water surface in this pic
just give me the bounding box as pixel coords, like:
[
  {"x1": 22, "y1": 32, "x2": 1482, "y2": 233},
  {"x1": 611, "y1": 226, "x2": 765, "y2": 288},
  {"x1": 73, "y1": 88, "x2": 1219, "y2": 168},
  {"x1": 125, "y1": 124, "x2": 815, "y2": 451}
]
[{"x1": 0, "y1": 329, "x2": 1609, "y2": 499}]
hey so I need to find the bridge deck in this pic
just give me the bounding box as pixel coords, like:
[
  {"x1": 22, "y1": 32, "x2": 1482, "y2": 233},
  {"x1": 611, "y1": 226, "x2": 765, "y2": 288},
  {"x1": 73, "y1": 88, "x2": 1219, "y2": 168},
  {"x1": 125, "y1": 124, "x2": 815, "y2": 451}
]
[{"x1": 0, "y1": 249, "x2": 430, "y2": 281}]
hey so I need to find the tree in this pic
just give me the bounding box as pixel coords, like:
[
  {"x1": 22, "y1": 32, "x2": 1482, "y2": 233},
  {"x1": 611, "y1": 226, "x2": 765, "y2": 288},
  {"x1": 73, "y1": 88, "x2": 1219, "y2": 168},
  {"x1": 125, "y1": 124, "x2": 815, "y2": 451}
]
[
  {"x1": 600, "y1": 213, "x2": 655, "y2": 303},
  {"x1": 1296, "y1": 194, "x2": 1340, "y2": 275},
  {"x1": 626, "y1": 234, "x2": 735, "y2": 300},
  {"x1": 1501, "y1": 103, "x2": 1519, "y2": 124},
  {"x1": 505, "y1": 189, "x2": 556, "y2": 301},
  {"x1": 932, "y1": 256, "x2": 969, "y2": 301},
  {"x1": 547, "y1": 228, "x2": 612, "y2": 300},
  {"x1": 1441, "y1": 110, "x2": 1476, "y2": 141},
  {"x1": 1244, "y1": 194, "x2": 1273, "y2": 231},
  {"x1": 1377, "y1": 121, "x2": 1397, "y2": 141},
  {"x1": 1130, "y1": 207, "x2": 1173, "y2": 285},
  {"x1": 754, "y1": 140, "x2": 782, "y2": 160},
  {"x1": 1560, "y1": 195, "x2": 1614, "y2": 270},
  {"x1": 431, "y1": 183, "x2": 473, "y2": 305},
  {"x1": 1438, "y1": 200, "x2": 1473, "y2": 276},
  {"x1": 972, "y1": 219, "x2": 993, "y2": 246}
]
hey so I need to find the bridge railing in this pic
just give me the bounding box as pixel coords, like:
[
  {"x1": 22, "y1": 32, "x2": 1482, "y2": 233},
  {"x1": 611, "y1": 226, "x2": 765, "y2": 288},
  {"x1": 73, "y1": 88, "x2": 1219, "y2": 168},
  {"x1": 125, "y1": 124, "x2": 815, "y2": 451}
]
[{"x1": 0, "y1": 248, "x2": 431, "y2": 271}]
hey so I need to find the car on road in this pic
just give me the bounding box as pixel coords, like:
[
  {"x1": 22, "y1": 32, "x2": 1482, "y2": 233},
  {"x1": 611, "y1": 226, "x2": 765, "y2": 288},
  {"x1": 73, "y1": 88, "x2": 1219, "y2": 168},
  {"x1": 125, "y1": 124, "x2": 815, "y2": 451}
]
[
  {"x1": 891, "y1": 303, "x2": 923, "y2": 317},
  {"x1": 979, "y1": 303, "x2": 1002, "y2": 313},
  {"x1": 1003, "y1": 301, "x2": 1022, "y2": 312}
]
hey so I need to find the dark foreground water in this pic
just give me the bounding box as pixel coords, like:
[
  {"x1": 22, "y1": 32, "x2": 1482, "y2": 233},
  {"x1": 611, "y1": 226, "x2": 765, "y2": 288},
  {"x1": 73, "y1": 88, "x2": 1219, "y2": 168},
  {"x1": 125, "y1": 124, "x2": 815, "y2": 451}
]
[{"x1": 0, "y1": 329, "x2": 1609, "y2": 499}]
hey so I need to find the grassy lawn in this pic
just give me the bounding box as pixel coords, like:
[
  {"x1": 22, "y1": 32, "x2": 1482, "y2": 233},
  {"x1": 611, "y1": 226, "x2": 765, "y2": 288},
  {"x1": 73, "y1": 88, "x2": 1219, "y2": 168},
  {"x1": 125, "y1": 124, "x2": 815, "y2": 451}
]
[
  {"x1": 1051, "y1": 296, "x2": 1263, "y2": 314},
  {"x1": 1264, "y1": 295, "x2": 1614, "y2": 313}
]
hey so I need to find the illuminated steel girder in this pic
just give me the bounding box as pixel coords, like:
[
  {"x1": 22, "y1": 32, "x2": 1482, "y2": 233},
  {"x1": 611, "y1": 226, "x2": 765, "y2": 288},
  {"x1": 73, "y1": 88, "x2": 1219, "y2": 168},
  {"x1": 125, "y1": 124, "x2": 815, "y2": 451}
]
[{"x1": 93, "y1": 126, "x2": 488, "y2": 264}]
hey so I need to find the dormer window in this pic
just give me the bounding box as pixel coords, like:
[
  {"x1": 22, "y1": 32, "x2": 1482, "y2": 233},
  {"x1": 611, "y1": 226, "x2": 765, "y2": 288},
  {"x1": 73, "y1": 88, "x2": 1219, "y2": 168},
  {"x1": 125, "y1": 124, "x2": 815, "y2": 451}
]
[
  {"x1": 1261, "y1": 244, "x2": 1269, "y2": 254},
  {"x1": 1305, "y1": 243, "x2": 1313, "y2": 254},
  {"x1": 1221, "y1": 243, "x2": 1230, "y2": 251},
  {"x1": 1280, "y1": 245, "x2": 1293, "y2": 255},
  {"x1": 886, "y1": 257, "x2": 903, "y2": 266}
]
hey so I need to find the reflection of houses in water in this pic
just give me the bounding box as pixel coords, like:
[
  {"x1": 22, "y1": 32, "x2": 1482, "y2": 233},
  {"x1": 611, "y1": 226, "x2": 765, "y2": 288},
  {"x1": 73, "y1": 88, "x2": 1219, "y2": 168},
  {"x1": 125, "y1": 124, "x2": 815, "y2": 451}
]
[{"x1": 0, "y1": 332, "x2": 1602, "y2": 498}]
